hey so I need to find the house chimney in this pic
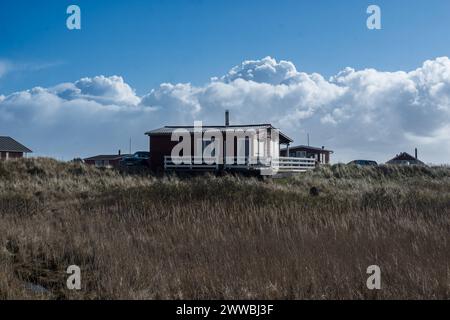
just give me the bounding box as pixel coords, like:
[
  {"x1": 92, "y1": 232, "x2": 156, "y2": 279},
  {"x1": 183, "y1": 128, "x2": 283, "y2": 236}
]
[
  {"x1": 322, "y1": 146, "x2": 324, "y2": 150},
  {"x1": 225, "y1": 110, "x2": 230, "y2": 126},
  {"x1": 118, "y1": 149, "x2": 121, "y2": 155},
  {"x1": 415, "y1": 148, "x2": 418, "y2": 159}
]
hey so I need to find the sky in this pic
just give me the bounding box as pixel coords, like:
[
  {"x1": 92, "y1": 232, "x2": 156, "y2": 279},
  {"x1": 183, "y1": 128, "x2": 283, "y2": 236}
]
[{"x1": 0, "y1": 0, "x2": 449, "y2": 163}]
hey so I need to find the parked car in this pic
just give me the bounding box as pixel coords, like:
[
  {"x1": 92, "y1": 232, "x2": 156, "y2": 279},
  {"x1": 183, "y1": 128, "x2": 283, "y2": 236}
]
[
  {"x1": 119, "y1": 151, "x2": 150, "y2": 167},
  {"x1": 348, "y1": 160, "x2": 378, "y2": 166}
]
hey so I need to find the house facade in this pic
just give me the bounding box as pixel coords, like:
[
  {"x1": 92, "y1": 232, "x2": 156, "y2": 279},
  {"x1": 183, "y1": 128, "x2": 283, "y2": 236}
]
[
  {"x1": 0, "y1": 136, "x2": 32, "y2": 160},
  {"x1": 145, "y1": 112, "x2": 318, "y2": 175},
  {"x1": 280, "y1": 145, "x2": 333, "y2": 165},
  {"x1": 84, "y1": 154, "x2": 130, "y2": 169}
]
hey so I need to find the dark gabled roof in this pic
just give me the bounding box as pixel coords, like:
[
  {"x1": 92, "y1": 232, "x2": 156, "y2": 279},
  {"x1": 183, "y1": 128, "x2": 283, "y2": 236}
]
[
  {"x1": 84, "y1": 154, "x2": 131, "y2": 161},
  {"x1": 387, "y1": 152, "x2": 424, "y2": 164},
  {"x1": 0, "y1": 136, "x2": 32, "y2": 153},
  {"x1": 145, "y1": 124, "x2": 294, "y2": 143},
  {"x1": 389, "y1": 152, "x2": 416, "y2": 161},
  {"x1": 280, "y1": 145, "x2": 334, "y2": 153}
]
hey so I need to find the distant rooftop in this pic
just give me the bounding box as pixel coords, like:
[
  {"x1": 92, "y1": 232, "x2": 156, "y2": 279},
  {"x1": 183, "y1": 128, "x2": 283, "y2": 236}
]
[
  {"x1": 0, "y1": 136, "x2": 32, "y2": 153},
  {"x1": 387, "y1": 152, "x2": 425, "y2": 165},
  {"x1": 281, "y1": 145, "x2": 333, "y2": 153},
  {"x1": 84, "y1": 154, "x2": 131, "y2": 161}
]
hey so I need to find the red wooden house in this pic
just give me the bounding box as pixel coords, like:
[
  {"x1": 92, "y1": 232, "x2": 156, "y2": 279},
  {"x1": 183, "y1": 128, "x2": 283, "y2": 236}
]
[{"x1": 145, "y1": 111, "x2": 320, "y2": 175}]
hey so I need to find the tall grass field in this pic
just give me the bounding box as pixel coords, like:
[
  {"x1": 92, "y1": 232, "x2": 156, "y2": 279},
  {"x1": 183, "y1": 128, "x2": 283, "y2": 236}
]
[{"x1": 0, "y1": 158, "x2": 448, "y2": 299}]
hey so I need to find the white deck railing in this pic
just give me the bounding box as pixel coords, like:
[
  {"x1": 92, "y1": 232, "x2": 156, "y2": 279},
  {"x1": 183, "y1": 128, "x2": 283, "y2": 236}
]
[
  {"x1": 272, "y1": 157, "x2": 316, "y2": 172},
  {"x1": 164, "y1": 156, "x2": 316, "y2": 173},
  {"x1": 164, "y1": 156, "x2": 219, "y2": 170}
]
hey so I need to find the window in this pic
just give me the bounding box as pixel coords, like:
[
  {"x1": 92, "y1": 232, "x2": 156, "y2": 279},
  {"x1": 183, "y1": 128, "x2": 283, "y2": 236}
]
[
  {"x1": 245, "y1": 138, "x2": 250, "y2": 158},
  {"x1": 296, "y1": 151, "x2": 306, "y2": 158},
  {"x1": 271, "y1": 139, "x2": 278, "y2": 158},
  {"x1": 94, "y1": 160, "x2": 109, "y2": 167},
  {"x1": 202, "y1": 138, "x2": 216, "y2": 157},
  {"x1": 236, "y1": 137, "x2": 250, "y2": 163},
  {"x1": 257, "y1": 140, "x2": 265, "y2": 158}
]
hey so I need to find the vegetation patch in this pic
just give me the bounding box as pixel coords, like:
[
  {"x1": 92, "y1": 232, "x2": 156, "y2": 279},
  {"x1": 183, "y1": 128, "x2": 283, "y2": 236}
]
[{"x1": 0, "y1": 158, "x2": 448, "y2": 299}]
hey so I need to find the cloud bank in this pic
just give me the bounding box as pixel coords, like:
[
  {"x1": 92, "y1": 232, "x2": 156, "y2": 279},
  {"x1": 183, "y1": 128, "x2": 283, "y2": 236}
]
[{"x1": 1, "y1": 56, "x2": 450, "y2": 163}]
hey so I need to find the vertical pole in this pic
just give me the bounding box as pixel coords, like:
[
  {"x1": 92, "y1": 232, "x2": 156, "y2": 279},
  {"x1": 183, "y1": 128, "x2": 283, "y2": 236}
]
[{"x1": 225, "y1": 110, "x2": 230, "y2": 126}]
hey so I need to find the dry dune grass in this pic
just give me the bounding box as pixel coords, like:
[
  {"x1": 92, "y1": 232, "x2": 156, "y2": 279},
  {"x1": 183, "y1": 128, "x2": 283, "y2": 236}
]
[{"x1": 0, "y1": 158, "x2": 448, "y2": 299}]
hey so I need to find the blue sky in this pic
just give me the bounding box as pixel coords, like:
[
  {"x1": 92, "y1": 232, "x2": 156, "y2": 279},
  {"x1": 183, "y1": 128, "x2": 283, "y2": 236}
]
[
  {"x1": 1, "y1": 0, "x2": 450, "y2": 94},
  {"x1": 0, "y1": 1, "x2": 449, "y2": 163}
]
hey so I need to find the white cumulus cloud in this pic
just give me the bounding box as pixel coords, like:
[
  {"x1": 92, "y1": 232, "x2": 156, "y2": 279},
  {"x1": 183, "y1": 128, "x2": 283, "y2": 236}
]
[
  {"x1": 1, "y1": 57, "x2": 449, "y2": 164},
  {"x1": 219, "y1": 56, "x2": 299, "y2": 85}
]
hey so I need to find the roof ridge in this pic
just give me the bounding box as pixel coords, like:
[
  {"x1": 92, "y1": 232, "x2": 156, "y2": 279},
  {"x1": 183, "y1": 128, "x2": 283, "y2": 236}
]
[{"x1": 164, "y1": 124, "x2": 273, "y2": 128}]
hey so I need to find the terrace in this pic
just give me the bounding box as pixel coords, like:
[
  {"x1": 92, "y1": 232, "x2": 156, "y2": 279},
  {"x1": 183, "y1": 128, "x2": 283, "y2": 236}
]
[{"x1": 164, "y1": 156, "x2": 316, "y2": 174}]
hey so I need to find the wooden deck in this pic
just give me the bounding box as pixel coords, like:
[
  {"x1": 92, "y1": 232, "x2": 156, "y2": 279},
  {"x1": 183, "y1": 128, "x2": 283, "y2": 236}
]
[{"x1": 164, "y1": 156, "x2": 316, "y2": 174}]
